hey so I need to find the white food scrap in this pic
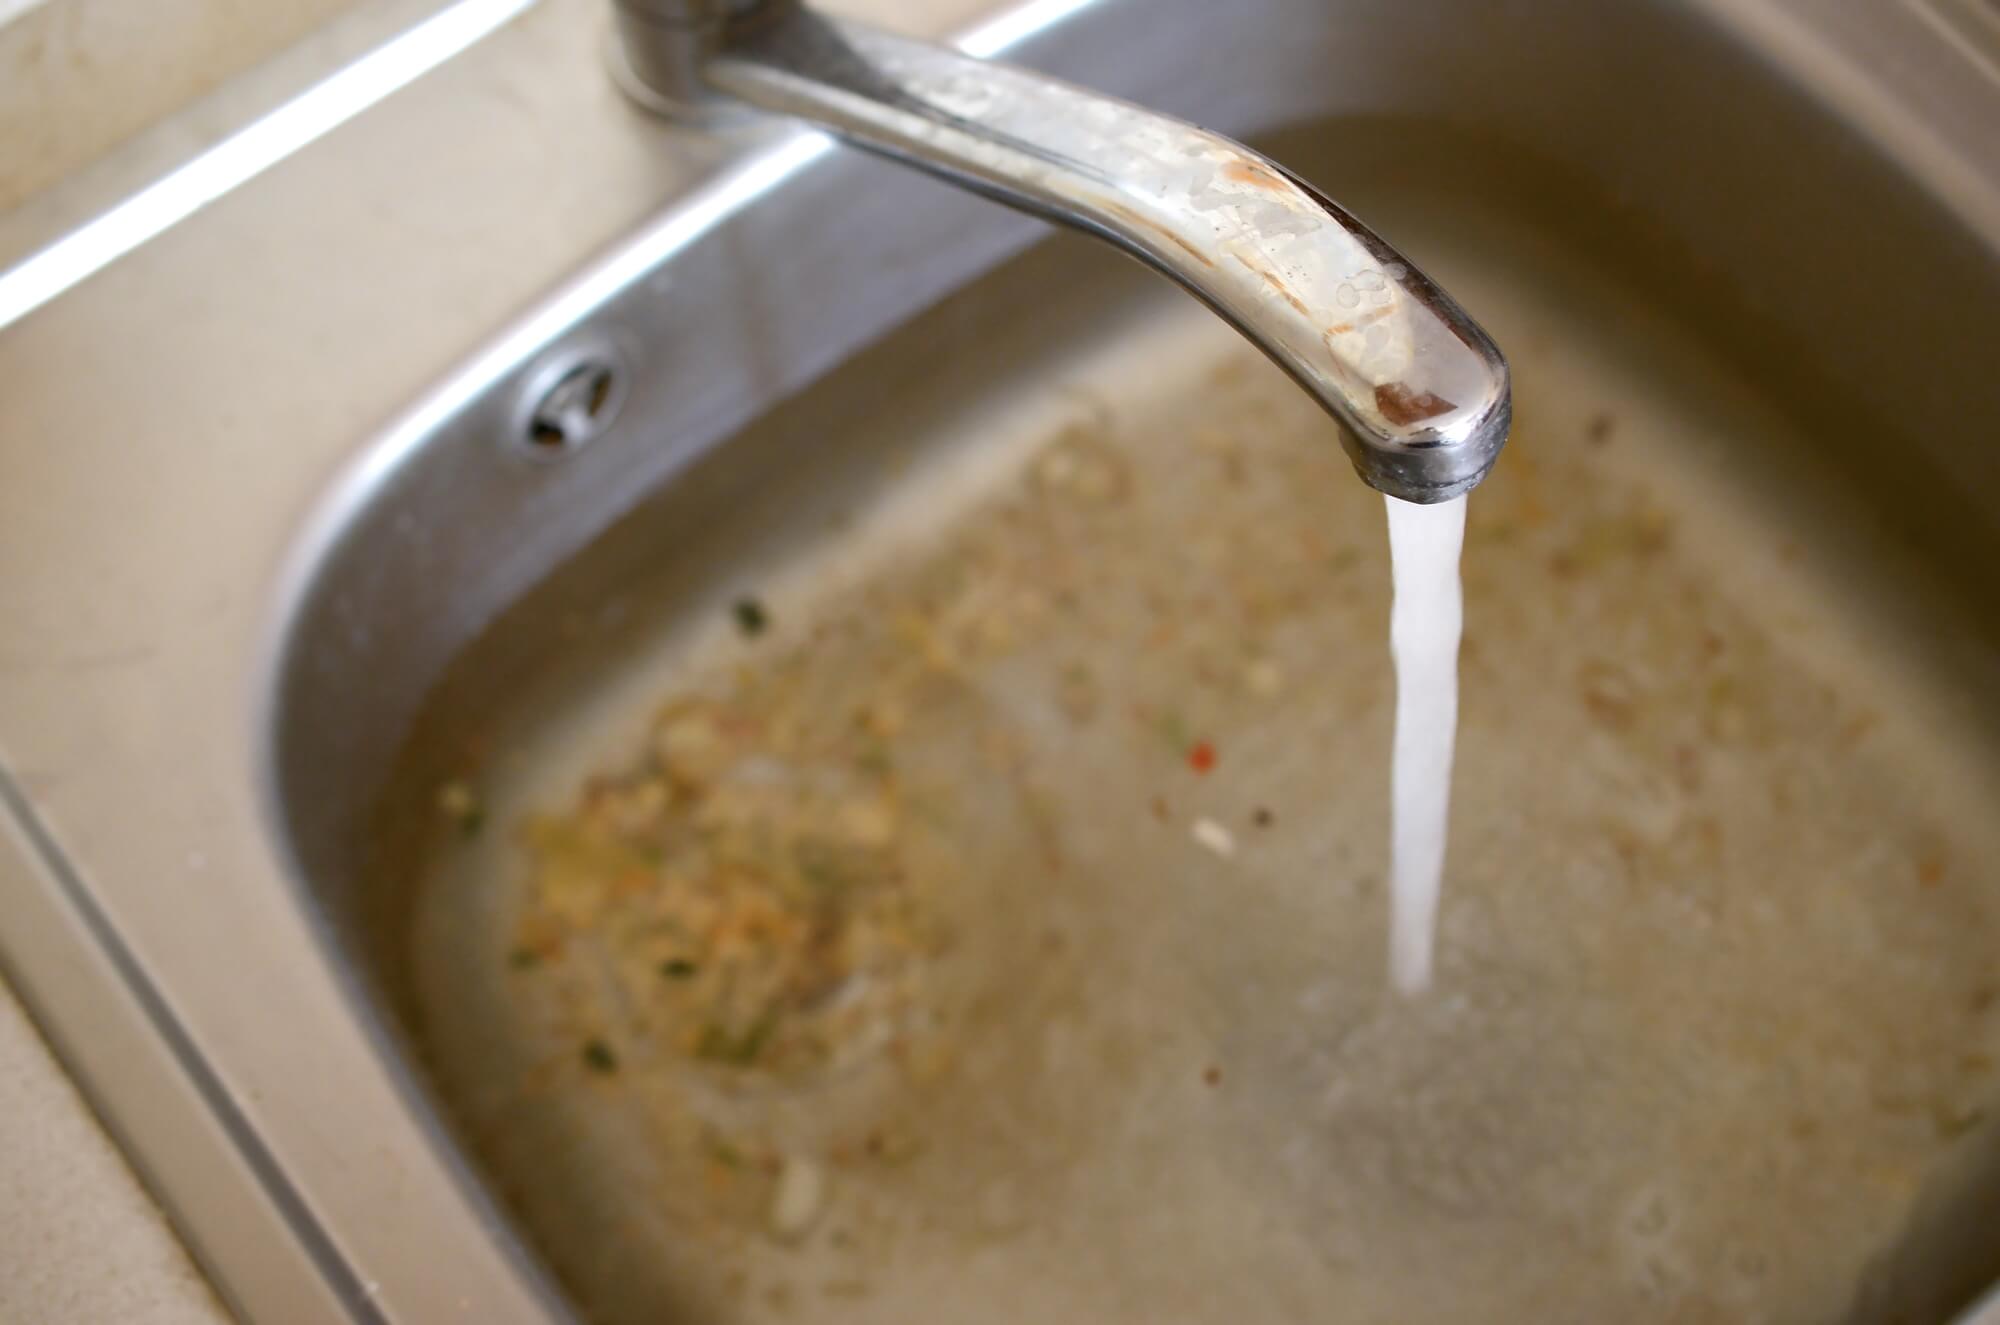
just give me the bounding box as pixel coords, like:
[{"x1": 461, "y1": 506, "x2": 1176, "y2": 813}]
[
  {"x1": 769, "y1": 1154, "x2": 826, "y2": 1241},
  {"x1": 1191, "y1": 817, "x2": 1236, "y2": 858}
]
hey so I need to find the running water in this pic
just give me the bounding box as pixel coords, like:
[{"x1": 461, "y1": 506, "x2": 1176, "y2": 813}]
[{"x1": 1383, "y1": 493, "x2": 1468, "y2": 995}]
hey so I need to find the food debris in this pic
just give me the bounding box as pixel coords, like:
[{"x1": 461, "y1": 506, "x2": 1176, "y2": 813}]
[
  {"x1": 1578, "y1": 659, "x2": 1639, "y2": 731},
  {"x1": 1187, "y1": 740, "x2": 1217, "y2": 774},
  {"x1": 1056, "y1": 661, "x2": 1100, "y2": 724},
  {"x1": 696, "y1": 1014, "x2": 777, "y2": 1066},
  {"x1": 1191, "y1": 817, "x2": 1236, "y2": 858},
  {"x1": 1202, "y1": 1065, "x2": 1222, "y2": 1087},
  {"x1": 1243, "y1": 657, "x2": 1283, "y2": 697},
  {"x1": 518, "y1": 670, "x2": 949, "y2": 1085},
  {"x1": 732, "y1": 596, "x2": 771, "y2": 637},
  {"x1": 1934, "y1": 1100, "x2": 1985, "y2": 1141},
  {"x1": 581, "y1": 1039, "x2": 619, "y2": 1074},
  {"x1": 853, "y1": 1124, "x2": 928, "y2": 1167},
  {"x1": 1031, "y1": 428, "x2": 1131, "y2": 503},
  {"x1": 1252, "y1": 807, "x2": 1274, "y2": 828},
  {"x1": 769, "y1": 1154, "x2": 827, "y2": 1241},
  {"x1": 436, "y1": 780, "x2": 484, "y2": 837}
]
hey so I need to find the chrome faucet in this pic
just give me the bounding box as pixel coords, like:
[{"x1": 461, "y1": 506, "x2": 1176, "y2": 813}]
[{"x1": 609, "y1": 0, "x2": 1510, "y2": 502}]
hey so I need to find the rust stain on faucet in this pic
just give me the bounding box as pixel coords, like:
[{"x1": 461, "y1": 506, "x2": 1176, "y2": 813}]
[
  {"x1": 1325, "y1": 305, "x2": 1394, "y2": 337},
  {"x1": 1220, "y1": 159, "x2": 1290, "y2": 193},
  {"x1": 1374, "y1": 382, "x2": 1458, "y2": 427},
  {"x1": 634, "y1": 4, "x2": 1510, "y2": 497},
  {"x1": 1100, "y1": 199, "x2": 1217, "y2": 269},
  {"x1": 1256, "y1": 267, "x2": 1312, "y2": 318}
]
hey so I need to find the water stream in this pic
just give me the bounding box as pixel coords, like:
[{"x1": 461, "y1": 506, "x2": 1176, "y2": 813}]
[{"x1": 1383, "y1": 493, "x2": 1467, "y2": 994}]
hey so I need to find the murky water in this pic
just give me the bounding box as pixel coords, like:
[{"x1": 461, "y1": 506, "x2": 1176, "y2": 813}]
[{"x1": 403, "y1": 215, "x2": 2000, "y2": 1324}]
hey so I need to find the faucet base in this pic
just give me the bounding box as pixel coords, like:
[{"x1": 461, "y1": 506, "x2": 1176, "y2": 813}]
[{"x1": 606, "y1": 21, "x2": 747, "y2": 122}]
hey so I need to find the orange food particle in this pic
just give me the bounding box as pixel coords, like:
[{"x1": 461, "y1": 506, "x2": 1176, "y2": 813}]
[{"x1": 1188, "y1": 741, "x2": 1217, "y2": 774}]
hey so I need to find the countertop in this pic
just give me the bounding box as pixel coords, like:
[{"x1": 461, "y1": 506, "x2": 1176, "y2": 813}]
[{"x1": 0, "y1": 979, "x2": 227, "y2": 1324}]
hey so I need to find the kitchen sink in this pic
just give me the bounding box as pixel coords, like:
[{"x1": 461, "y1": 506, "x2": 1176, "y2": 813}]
[{"x1": 5, "y1": 0, "x2": 2000, "y2": 1322}]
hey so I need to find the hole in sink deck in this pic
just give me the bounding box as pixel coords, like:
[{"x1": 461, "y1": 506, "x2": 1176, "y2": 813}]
[
  {"x1": 299, "y1": 126, "x2": 2000, "y2": 1324},
  {"x1": 521, "y1": 354, "x2": 626, "y2": 457}
]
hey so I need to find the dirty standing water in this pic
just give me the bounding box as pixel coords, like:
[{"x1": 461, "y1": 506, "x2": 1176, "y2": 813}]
[{"x1": 1384, "y1": 493, "x2": 1468, "y2": 993}]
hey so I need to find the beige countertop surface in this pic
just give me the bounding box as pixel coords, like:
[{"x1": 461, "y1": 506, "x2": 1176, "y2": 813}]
[
  {"x1": 0, "y1": 979, "x2": 228, "y2": 1324},
  {"x1": 2, "y1": 10, "x2": 435, "y2": 1315},
  {"x1": 0, "y1": 0, "x2": 364, "y2": 215}
]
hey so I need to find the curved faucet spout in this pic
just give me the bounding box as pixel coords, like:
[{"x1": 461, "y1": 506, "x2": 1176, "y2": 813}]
[{"x1": 613, "y1": 0, "x2": 1510, "y2": 502}]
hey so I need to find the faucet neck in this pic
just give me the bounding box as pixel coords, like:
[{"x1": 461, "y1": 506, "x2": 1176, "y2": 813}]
[{"x1": 607, "y1": 0, "x2": 1510, "y2": 501}]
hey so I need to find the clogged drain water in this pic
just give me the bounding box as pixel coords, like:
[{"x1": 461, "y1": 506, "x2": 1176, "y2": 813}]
[{"x1": 408, "y1": 265, "x2": 2000, "y2": 1324}]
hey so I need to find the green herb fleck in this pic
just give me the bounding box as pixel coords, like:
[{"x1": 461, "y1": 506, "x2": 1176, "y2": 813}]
[
  {"x1": 436, "y1": 780, "x2": 484, "y2": 838},
  {"x1": 508, "y1": 947, "x2": 541, "y2": 970},
  {"x1": 738, "y1": 1012, "x2": 776, "y2": 1063},
  {"x1": 581, "y1": 1039, "x2": 619, "y2": 1074},
  {"x1": 798, "y1": 854, "x2": 848, "y2": 892},
  {"x1": 1154, "y1": 709, "x2": 1191, "y2": 755},
  {"x1": 732, "y1": 597, "x2": 770, "y2": 637},
  {"x1": 695, "y1": 1012, "x2": 777, "y2": 1065},
  {"x1": 659, "y1": 957, "x2": 698, "y2": 980},
  {"x1": 1935, "y1": 1101, "x2": 1985, "y2": 1141}
]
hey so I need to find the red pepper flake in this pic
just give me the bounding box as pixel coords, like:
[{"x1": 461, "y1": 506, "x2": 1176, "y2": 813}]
[{"x1": 1187, "y1": 741, "x2": 1217, "y2": 774}]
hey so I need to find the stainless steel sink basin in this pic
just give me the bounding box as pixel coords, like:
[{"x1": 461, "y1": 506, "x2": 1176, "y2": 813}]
[{"x1": 4, "y1": 0, "x2": 2000, "y2": 1322}]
